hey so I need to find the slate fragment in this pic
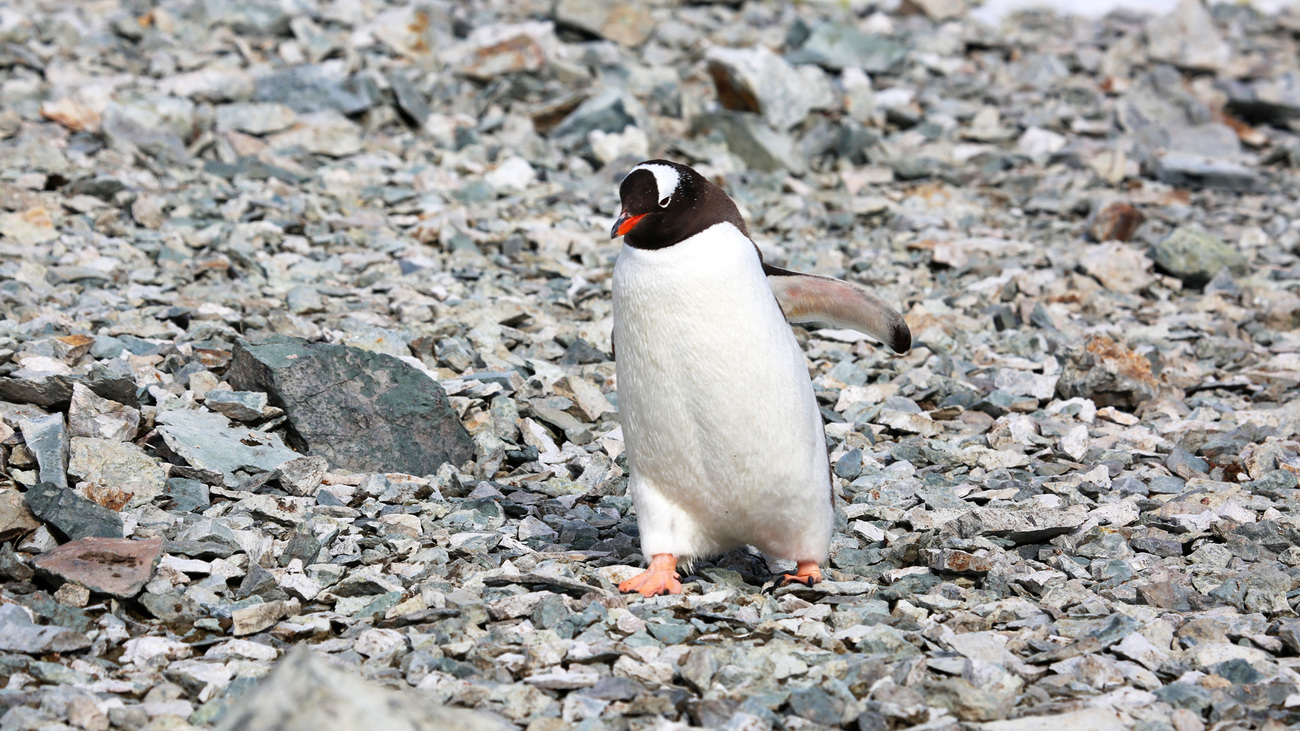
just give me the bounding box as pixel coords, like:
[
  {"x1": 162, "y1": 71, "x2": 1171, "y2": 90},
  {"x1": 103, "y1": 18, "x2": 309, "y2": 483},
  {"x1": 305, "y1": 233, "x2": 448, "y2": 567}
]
[{"x1": 228, "y1": 337, "x2": 474, "y2": 475}]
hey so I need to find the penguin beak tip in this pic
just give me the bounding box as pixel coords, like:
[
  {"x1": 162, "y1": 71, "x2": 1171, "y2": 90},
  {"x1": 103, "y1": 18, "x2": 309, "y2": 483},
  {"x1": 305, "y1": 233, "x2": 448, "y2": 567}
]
[{"x1": 611, "y1": 212, "x2": 646, "y2": 239}]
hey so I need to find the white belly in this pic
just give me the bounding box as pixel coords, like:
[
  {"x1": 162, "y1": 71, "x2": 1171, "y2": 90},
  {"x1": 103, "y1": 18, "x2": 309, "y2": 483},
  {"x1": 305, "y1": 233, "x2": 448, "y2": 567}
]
[{"x1": 611, "y1": 222, "x2": 833, "y2": 563}]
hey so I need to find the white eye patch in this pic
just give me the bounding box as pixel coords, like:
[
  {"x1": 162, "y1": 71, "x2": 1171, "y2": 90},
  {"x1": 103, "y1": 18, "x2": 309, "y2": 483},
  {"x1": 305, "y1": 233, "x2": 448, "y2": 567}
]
[{"x1": 629, "y1": 163, "x2": 680, "y2": 207}]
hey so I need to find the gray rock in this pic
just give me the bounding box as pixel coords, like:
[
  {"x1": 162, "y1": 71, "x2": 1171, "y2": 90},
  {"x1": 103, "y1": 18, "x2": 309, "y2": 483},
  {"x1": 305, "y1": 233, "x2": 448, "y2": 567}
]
[
  {"x1": 550, "y1": 88, "x2": 643, "y2": 141},
  {"x1": 926, "y1": 677, "x2": 1008, "y2": 722},
  {"x1": 953, "y1": 505, "x2": 1087, "y2": 544},
  {"x1": 710, "y1": 112, "x2": 807, "y2": 173},
  {"x1": 1225, "y1": 71, "x2": 1300, "y2": 125},
  {"x1": 164, "y1": 478, "x2": 210, "y2": 513},
  {"x1": 1153, "y1": 151, "x2": 1259, "y2": 192},
  {"x1": 18, "y1": 413, "x2": 67, "y2": 489},
  {"x1": 215, "y1": 646, "x2": 508, "y2": 731},
  {"x1": 252, "y1": 64, "x2": 378, "y2": 115},
  {"x1": 0, "y1": 604, "x2": 91, "y2": 654},
  {"x1": 228, "y1": 337, "x2": 475, "y2": 476},
  {"x1": 387, "y1": 71, "x2": 430, "y2": 127},
  {"x1": 68, "y1": 383, "x2": 139, "y2": 441},
  {"x1": 205, "y1": 391, "x2": 269, "y2": 422},
  {"x1": 68, "y1": 437, "x2": 166, "y2": 508},
  {"x1": 100, "y1": 96, "x2": 191, "y2": 161},
  {"x1": 275, "y1": 456, "x2": 328, "y2": 497},
  {"x1": 156, "y1": 408, "x2": 299, "y2": 485},
  {"x1": 1153, "y1": 227, "x2": 1249, "y2": 288},
  {"x1": 1146, "y1": 0, "x2": 1231, "y2": 73},
  {"x1": 0, "y1": 374, "x2": 137, "y2": 411},
  {"x1": 25, "y1": 482, "x2": 124, "y2": 541},
  {"x1": 706, "y1": 46, "x2": 829, "y2": 131},
  {"x1": 786, "y1": 22, "x2": 907, "y2": 73},
  {"x1": 214, "y1": 102, "x2": 298, "y2": 135},
  {"x1": 1056, "y1": 336, "x2": 1158, "y2": 410}
]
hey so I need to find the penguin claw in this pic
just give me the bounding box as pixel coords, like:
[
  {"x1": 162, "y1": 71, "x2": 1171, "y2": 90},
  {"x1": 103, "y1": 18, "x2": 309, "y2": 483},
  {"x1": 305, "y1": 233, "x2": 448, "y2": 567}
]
[
  {"x1": 619, "y1": 554, "x2": 682, "y2": 597},
  {"x1": 778, "y1": 561, "x2": 823, "y2": 587}
]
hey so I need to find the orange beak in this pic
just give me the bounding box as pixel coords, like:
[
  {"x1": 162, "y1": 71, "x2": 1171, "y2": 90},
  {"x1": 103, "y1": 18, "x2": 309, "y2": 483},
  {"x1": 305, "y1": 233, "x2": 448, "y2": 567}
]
[{"x1": 611, "y1": 212, "x2": 647, "y2": 239}]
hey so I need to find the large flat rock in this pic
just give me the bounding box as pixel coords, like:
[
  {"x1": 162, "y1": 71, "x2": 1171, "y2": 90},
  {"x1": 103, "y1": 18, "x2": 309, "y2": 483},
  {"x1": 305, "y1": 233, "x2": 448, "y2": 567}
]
[{"x1": 228, "y1": 337, "x2": 474, "y2": 475}]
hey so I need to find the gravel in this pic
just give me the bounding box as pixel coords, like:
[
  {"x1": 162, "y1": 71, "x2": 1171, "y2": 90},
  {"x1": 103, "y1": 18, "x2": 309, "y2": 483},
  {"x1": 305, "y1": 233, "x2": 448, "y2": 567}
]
[{"x1": 0, "y1": 0, "x2": 1298, "y2": 729}]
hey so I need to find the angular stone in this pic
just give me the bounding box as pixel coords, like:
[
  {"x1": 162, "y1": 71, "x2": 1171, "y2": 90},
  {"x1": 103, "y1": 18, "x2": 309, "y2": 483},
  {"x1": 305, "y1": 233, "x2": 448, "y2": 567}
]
[
  {"x1": 214, "y1": 103, "x2": 297, "y2": 135},
  {"x1": 252, "y1": 64, "x2": 377, "y2": 115},
  {"x1": 1079, "y1": 243, "x2": 1154, "y2": 294},
  {"x1": 274, "y1": 456, "x2": 328, "y2": 497},
  {"x1": 68, "y1": 438, "x2": 166, "y2": 509},
  {"x1": 0, "y1": 603, "x2": 91, "y2": 654},
  {"x1": 554, "y1": 0, "x2": 651, "y2": 47},
  {"x1": 952, "y1": 505, "x2": 1087, "y2": 544},
  {"x1": 32, "y1": 537, "x2": 162, "y2": 598},
  {"x1": 0, "y1": 374, "x2": 138, "y2": 411},
  {"x1": 228, "y1": 337, "x2": 474, "y2": 476},
  {"x1": 25, "y1": 482, "x2": 124, "y2": 541},
  {"x1": 550, "y1": 88, "x2": 643, "y2": 141},
  {"x1": 69, "y1": 384, "x2": 139, "y2": 441},
  {"x1": 204, "y1": 391, "x2": 268, "y2": 422},
  {"x1": 1154, "y1": 152, "x2": 1259, "y2": 192},
  {"x1": 0, "y1": 490, "x2": 41, "y2": 542},
  {"x1": 232, "y1": 598, "x2": 301, "y2": 636},
  {"x1": 787, "y1": 22, "x2": 907, "y2": 73},
  {"x1": 711, "y1": 112, "x2": 807, "y2": 173},
  {"x1": 160, "y1": 67, "x2": 255, "y2": 103},
  {"x1": 459, "y1": 22, "x2": 554, "y2": 81},
  {"x1": 1056, "y1": 336, "x2": 1158, "y2": 410},
  {"x1": 706, "y1": 46, "x2": 827, "y2": 131},
  {"x1": 1146, "y1": 0, "x2": 1231, "y2": 73},
  {"x1": 156, "y1": 408, "x2": 299, "y2": 485},
  {"x1": 164, "y1": 478, "x2": 211, "y2": 513},
  {"x1": 927, "y1": 549, "x2": 992, "y2": 574},
  {"x1": 387, "y1": 70, "x2": 430, "y2": 126},
  {"x1": 18, "y1": 414, "x2": 67, "y2": 489},
  {"x1": 926, "y1": 677, "x2": 1008, "y2": 722},
  {"x1": 267, "y1": 111, "x2": 363, "y2": 157},
  {"x1": 1153, "y1": 227, "x2": 1249, "y2": 288},
  {"x1": 214, "y1": 646, "x2": 505, "y2": 731}
]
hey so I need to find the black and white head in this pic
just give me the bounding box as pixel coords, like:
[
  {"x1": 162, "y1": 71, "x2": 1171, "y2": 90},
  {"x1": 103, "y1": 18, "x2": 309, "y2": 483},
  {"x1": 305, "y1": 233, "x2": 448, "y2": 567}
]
[{"x1": 610, "y1": 160, "x2": 748, "y2": 249}]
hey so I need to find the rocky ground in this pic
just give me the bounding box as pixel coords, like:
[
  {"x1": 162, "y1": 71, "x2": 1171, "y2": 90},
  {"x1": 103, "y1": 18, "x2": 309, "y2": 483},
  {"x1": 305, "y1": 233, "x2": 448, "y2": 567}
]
[{"x1": 0, "y1": 0, "x2": 1299, "y2": 729}]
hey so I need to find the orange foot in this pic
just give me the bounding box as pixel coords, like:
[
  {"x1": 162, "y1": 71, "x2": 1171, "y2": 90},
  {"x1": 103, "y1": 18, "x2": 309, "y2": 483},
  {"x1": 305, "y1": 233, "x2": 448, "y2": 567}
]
[
  {"x1": 618, "y1": 554, "x2": 683, "y2": 597},
  {"x1": 780, "y1": 560, "x2": 823, "y2": 587}
]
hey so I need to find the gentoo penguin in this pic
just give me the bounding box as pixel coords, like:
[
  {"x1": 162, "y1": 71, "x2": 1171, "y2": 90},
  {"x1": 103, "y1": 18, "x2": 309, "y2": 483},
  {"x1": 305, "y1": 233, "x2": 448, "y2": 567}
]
[{"x1": 609, "y1": 160, "x2": 911, "y2": 597}]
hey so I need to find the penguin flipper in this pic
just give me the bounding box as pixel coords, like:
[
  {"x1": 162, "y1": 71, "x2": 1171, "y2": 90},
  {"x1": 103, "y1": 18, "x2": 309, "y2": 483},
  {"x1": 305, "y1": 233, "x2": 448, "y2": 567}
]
[{"x1": 764, "y1": 265, "x2": 911, "y2": 354}]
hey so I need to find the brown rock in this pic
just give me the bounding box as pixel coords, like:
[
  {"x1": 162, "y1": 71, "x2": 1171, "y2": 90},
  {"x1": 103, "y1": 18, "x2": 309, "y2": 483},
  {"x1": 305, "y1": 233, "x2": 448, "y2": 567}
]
[
  {"x1": 32, "y1": 537, "x2": 163, "y2": 598},
  {"x1": 0, "y1": 489, "x2": 42, "y2": 542},
  {"x1": 554, "y1": 0, "x2": 652, "y2": 47},
  {"x1": 232, "y1": 598, "x2": 301, "y2": 636},
  {"x1": 927, "y1": 548, "x2": 992, "y2": 574},
  {"x1": 52, "y1": 335, "x2": 95, "y2": 362},
  {"x1": 1088, "y1": 201, "x2": 1145, "y2": 242},
  {"x1": 1056, "y1": 336, "x2": 1159, "y2": 410},
  {"x1": 40, "y1": 97, "x2": 101, "y2": 133}
]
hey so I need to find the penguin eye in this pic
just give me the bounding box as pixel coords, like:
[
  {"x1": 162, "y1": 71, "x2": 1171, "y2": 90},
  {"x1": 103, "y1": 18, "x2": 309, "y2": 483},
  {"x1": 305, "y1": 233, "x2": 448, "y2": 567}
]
[{"x1": 659, "y1": 195, "x2": 671, "y2": 208}]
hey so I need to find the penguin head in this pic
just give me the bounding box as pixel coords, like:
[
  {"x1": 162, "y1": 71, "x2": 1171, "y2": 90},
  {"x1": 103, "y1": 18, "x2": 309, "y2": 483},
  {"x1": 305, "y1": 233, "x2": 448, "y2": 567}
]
[{"x1": 611, "y1": 160, "x2": 747, "y2": 249}]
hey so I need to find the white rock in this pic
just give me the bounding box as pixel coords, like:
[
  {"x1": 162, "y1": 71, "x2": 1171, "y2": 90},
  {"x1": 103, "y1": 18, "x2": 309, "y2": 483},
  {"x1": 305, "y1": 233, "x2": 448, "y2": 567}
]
[
  {"x1": 353, "y1": 628, "x2": 407, "y2": 660},
  {"x1": 121, "y1": 636, "x2": 192, "y2": 666},
  {"x1": 485, "y1": 157, "x2": 536, "y2": 194},
  {"x1": 1018, "y1": 126, "x2": 1067, "y2": 163}
]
